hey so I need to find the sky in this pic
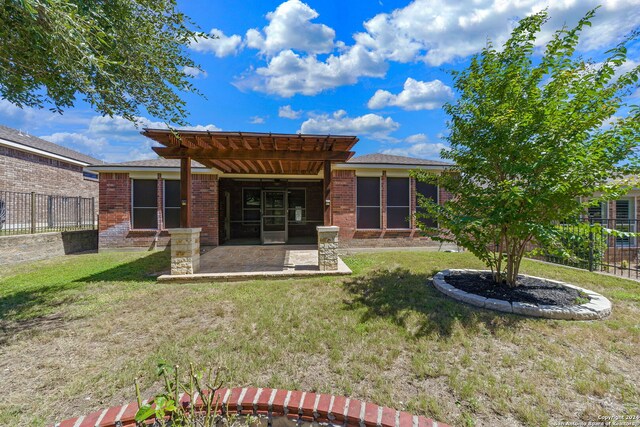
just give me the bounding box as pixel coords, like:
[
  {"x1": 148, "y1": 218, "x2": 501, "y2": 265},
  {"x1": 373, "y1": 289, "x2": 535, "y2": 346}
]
[{"x1": 1, "y1": 0, "x2": 639, "y2": 163}]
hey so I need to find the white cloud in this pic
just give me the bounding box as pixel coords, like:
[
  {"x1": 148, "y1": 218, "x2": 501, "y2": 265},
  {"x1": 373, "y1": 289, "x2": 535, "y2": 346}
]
[
  {"x1": 368, "y1": 78, "x2": 453, "y2": 110},
  {"x1": 250, "y1": 116, "x2": 266, "y2": 124},
  {"x1": 381, "y1": 133, "x2": 447, "y2": 159},
  {"x1": 238, "y1": 45, "x2": 387, "y2": 97},
  {"x1": 245, "y1": 0, "x2": 335, "y2": 55},
  {"x1": 183, "y1": 66, "x2": 208, "y2": 79},
  {"x1": 191, "y1": 28, "x2": 243, "y2": 57},
  {"x1": 278, "y1": 105, "x2": 302, "y2": 119},
  {"x1": 300, "y1": 110, "x2": 399, "y2": 140},
  {"x1": 39, "y1": 132, "x2": 107, "y2": 159},
  {"x1": 355, "y1": 0, "x2": 640, "y2": 66}
]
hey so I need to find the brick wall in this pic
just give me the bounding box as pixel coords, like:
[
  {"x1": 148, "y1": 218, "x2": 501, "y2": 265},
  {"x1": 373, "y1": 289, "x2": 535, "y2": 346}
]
[
  {"x1": 0, "y1": 146, "x2": 98, "y2": 199},
  {"x1": 98, "y1": 173, "x2": 219, "y2": 250},
  {"x1": 331, "y1": 170, "x2": 356, "y2": 241}
]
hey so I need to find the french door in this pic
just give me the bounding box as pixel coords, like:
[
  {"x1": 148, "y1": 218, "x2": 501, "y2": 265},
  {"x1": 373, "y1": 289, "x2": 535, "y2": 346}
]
[{"x1": 261, "y1": 190, "x2": 287, "y2": 244}]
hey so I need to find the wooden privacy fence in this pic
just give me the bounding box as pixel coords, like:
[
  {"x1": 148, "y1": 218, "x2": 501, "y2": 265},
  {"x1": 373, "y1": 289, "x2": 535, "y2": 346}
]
[{"x1": 0, "y1": 190, "x2": 95, "y2": 235}]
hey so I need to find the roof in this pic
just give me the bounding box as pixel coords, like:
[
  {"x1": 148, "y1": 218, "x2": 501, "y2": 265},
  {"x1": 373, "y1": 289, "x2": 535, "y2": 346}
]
[
  {"x1": 346, "y1": 153, "x2": 452, "y2": 167},
  {"x1": 0, "y1": 124, "x2": 103, "y2": 165},
  {"x1": 93, "y1": 158, "x2": 208, "y2": 169},
  {"x1": 143, "y1": 128, "x2": 358, "y2": 175}
]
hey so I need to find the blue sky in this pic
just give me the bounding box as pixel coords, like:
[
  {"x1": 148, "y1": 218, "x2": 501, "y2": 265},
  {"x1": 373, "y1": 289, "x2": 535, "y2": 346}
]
[{"x1": 1, "y1": 0, "x2": 639, "y2": 163}]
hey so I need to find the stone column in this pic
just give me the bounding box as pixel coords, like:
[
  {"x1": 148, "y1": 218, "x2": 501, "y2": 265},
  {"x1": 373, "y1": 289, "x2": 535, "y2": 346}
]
[
  {"x1": 168, "y1": 228, "x2": 201, "y2": 275},
  {"x1": 317, "y1": 226, "x2": 339, "y2": 271}
]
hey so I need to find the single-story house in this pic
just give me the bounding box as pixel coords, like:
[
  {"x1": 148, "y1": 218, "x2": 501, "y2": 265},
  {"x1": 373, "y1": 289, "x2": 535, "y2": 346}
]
[
  {"x1": 87, "y1": 129, "x2": 453, "y2": 250},
  {"x1": 0, "y1": 124, "x2": 102, "y2": 197}
]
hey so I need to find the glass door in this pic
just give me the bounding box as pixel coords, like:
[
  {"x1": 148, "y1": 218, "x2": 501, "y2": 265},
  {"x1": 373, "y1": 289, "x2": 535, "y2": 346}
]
[{"x1": 261, "y1": 190, "x2": 287, "y2": 244}]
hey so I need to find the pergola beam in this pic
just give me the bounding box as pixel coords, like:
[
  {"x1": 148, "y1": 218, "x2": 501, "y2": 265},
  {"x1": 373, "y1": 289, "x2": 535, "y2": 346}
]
[{"x1": 152, "y1": 146, "x2": 354, "y2": 162}]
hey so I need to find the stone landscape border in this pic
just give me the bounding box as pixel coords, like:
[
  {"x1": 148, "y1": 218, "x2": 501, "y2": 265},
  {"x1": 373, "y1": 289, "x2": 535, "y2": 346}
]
[
  {"x1": 433, "y1": 269, "x2": 612, "y2": 320},
  {"x1": 53, "y1": 387, "x2": 447, "y2": 427}
]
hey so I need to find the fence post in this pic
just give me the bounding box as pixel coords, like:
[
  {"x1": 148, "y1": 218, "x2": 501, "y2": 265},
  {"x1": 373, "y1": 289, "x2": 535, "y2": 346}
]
[
  {"x1": 588, "y1": 226, "x2": 595, "y2": 272},
  {"x1": 91, "y1": 197, "x2": 96, "y2": 229},
  {"x1": 76, "y1": 196, "x2": 81, "y2": 228},
  {"x1": 30, "y1": 192, "x2": 36, "y2": 234}
]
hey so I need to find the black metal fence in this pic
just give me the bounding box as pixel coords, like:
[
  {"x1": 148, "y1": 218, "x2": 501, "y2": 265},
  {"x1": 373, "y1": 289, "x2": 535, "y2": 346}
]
[
  {"x1": 0, "y1": 190, "x2": 96, "y2": 235},
  {"x1": 533, "y1": 218, "x2": 640, "y2": 279}
]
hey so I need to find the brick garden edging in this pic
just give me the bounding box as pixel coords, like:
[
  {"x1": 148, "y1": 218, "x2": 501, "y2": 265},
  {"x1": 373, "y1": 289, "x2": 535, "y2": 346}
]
[
  {"x1": 433, "y1": 269, "x2": 612, "y2": 320},
  {"x1": 53, "y1": 387, "x2": 448, "y2": 427}
]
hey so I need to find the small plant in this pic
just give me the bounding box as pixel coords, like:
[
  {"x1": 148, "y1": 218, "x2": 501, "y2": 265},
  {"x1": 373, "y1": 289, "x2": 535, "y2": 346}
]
[
  {"x1": 134, "y1": 362, "x2": 261, "y2": 427},
  {"x1": 620, "y1": 260, "x2": 629, "y2": 269}
]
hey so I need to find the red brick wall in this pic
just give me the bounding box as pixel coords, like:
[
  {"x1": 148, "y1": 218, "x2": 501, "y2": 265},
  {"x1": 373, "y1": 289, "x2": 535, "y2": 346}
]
[
  {"x1": 98, "y1": 173, "x2": 218, "y2": 250},
  {"x1": 331, "y1": 170, "x2": 356, "y2": 241},
  {"x1": 0, "y1": 145, "x2": 98, "y2": 198},
  {"x1": 192, "y1": 175, "x2": 219, "y2": 246}
]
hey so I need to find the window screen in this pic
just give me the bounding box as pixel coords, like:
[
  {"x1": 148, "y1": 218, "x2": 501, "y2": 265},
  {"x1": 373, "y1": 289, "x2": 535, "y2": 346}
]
[
  {"x1": 416, "y1": 181, "x2": 438, "y2": 228},
  {"x1": 132, "y1": 179, "x2": 158, "y2": 229},
  {"x1": 357, "y1": 177, "x2": 380, "y2": 229},
  {"x1": 386, "y1": 177, "x2": 410, "y2": 229},
  {"x1": 164, "y1": 180, "x2": 181, "y2": 229}
]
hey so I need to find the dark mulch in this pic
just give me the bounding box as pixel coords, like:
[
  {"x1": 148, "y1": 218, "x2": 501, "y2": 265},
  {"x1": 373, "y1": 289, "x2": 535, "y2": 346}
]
[{"x1": 445, "y1": 271, "x2": 588, "y2": 307}]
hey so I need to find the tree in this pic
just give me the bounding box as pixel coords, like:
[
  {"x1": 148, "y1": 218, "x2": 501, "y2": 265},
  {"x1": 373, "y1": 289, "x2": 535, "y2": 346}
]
[
  {"x1": 413, "y1": 8, "x2": 640, "y2": 287},
  {"x1": 0, "y1": 0, "x2": 206, "y2": 124}
]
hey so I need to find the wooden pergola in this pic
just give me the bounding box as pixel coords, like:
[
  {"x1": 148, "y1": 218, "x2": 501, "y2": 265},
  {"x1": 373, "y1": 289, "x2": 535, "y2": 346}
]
[{"x1": 142, "y1": 129, "x2": 358, "y2": 228}]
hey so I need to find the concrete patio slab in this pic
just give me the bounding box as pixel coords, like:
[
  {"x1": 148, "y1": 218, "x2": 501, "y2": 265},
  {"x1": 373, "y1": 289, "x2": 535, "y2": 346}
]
[{"x1": 157, "y1": 244, "x2": 352, "y2": 283}]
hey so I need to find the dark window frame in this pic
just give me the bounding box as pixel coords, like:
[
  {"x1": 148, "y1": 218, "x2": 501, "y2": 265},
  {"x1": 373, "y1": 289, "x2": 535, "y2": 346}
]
[
  {"x1": 416, "y1": 180, "x2": 439, "y2": 229},
  {"x1": 287, "y1": 188, "x2": 307, "y2": 224},
  {"x1": 131, "y1": 179, "x2": 158, "y2": 230},
  {"x1": 163, "y1": 179, "x2": 181, "y2": 229},
  {"x1": 242, "y1": 188, "x2": 262, "y2": 224},
  {"x1": 386, "y1": 177, "x2": 411, "y2": 229},
  {"x1": 356, "y1": 176, "x2": 381, "y2": 229}
]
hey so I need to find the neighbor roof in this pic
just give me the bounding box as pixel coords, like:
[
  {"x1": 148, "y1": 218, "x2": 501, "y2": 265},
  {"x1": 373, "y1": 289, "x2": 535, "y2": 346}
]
[
  {"x1": 90, "y1": 158, "x2": 208, "y2": 169},
  {"x1": 0, "y1": 124, "x2": 103, "y2": 165},
  {"x1": 346, "y1": 153, "x2": 452, "y2": 166}
]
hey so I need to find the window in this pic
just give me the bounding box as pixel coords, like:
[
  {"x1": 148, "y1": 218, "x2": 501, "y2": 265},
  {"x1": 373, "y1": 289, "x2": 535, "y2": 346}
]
[
  {"x1": 615, "y1": 198, "x2": 635, "y2": 246},
  {"x1": 243, "y1": 188, "x2": 261, "y2": 224},
  {"x1": 357, "y1": 177, "x2": 380, "y2": 229},
  {"x1": 83, "y1": 171, "x2": 98, "y2": 181},
  {"x1": 288, "y1": 189, "x2": 306, "y2": 223},
  {"x1": 132, "y1": 179, "x2": 158, "y2": 229},
  {"x1": 416, "y1": 181, "x2": 438, "y2": 228},
  {"x1": 587, "y1": 202, "x2": 606, "y2": 222},
  {"x1": 164, "y1": 180, "x2": 181, "y2": 229},
  {"x1": 387, "y1": 177, "x2": 410, "y2": 229}
]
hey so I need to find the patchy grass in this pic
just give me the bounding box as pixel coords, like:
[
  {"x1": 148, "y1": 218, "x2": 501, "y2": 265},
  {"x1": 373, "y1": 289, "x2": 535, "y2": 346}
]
[{"x1": 0, "y1": 251, "x2": 638, "y2": 427}]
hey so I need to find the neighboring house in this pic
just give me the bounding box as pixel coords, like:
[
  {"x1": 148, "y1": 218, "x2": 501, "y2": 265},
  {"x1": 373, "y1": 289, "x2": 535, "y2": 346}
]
[
  {"x1": 0, "y1": 124, "x2": 102, "y2": 198},
  {"x1": 87, "y1": 130, "x2": 453, "y2": 250}
]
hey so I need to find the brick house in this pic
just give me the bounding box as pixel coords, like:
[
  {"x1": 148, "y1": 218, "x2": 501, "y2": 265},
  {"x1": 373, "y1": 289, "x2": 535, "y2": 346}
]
[
  {"x1": 87, "y1": 130, "x2": 453, "y2": 250},
  {"x1": 0, "y1": 124, "x2": 102, "y2": 198}
]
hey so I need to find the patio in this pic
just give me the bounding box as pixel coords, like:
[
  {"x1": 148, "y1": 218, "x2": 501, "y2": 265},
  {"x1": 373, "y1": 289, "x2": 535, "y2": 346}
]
[{"x1": 157, "y1": 244, "x2": 351, "y2": 283}]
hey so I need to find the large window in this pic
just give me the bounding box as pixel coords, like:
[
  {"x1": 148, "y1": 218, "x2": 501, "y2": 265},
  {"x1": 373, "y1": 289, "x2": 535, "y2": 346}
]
[
  {"x1": 164, "y1": 180, "x2": 181, "y2": 229},
  {"x1": 242, "y1": 188, "x2": 261, "y2": 224},
  {"x1": 615, "y1": 198, "x2": 636, "y2": 246},
  {"x1": 288, "y1": 189, "x2": 306, "y2": 223},
  {"x1": 357, "y1": 177, "x2": 380, "y2": 229},
  {"x1": 416, "y1": 181, "x2": 438, "y2": 228},
  {"x1": 387, "y1": 177, "x2": 410, "y2": 229},
  {"x1": 132, "y1": 179, "x2": 158, "y2": 229}
]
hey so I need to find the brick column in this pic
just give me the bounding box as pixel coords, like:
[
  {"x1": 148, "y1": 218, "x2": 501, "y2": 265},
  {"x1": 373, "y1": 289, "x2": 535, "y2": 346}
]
[
  {"x1": 317, "y1": 226, "x2": 339, "y2": 271},
  {"x1": 168, "y1": 227, "x2": 201, "y2": 275}
]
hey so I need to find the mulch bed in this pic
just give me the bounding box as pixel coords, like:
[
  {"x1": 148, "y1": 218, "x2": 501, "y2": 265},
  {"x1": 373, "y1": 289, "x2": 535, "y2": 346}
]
[{"x1": 445, "y1": 271, "x2": 587, "y2": 307}]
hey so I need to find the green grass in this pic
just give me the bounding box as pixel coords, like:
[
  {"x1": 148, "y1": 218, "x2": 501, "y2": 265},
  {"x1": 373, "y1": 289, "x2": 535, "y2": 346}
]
[{"x1": 0, "y1": 250, "x2": 638, "y2": 427}]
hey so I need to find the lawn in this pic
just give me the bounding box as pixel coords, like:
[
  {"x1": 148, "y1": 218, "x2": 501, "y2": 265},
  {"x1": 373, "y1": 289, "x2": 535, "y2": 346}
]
[{"x1": 0, "y1": 251, "x2": 638, "y2": 427}]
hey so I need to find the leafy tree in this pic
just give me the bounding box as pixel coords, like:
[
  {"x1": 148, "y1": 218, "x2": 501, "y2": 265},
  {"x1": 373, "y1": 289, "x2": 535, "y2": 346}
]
[
  {"x1": 413, "y1": 8, "x2": 640, "y2": 286},
  {"x1": 0, "y1": 0, "x2": 206, "y2": 124}
]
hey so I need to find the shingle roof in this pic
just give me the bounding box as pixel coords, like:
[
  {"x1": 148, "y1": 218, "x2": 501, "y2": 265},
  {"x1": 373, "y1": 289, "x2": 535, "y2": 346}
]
[
  {"x1": 346, "y1": 153, "x2": 452, "y2": 166},
  {"x1": 92, "y1": 158, "x2": 208, "y2": 168},
  {"x1": 0, "y1": 124, "x2": 103, "y2": 165}
]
